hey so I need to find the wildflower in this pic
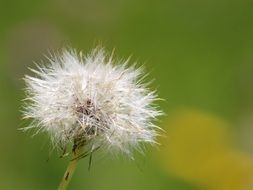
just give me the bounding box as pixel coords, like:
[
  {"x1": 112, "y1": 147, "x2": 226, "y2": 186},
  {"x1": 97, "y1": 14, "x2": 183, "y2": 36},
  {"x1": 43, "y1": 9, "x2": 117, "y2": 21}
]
[
  {"x1": 23, "y1": 47, "x2": 162, "y2": 189},
  {"x1": 23, "y1": 48, "x2": 161, "y2": 156}
]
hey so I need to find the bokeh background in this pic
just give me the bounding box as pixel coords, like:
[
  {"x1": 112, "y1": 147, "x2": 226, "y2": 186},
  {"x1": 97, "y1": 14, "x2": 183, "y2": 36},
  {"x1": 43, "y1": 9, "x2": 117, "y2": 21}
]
[{"x1": 1, "y1": 0, "x2": 253, "y2": 189}]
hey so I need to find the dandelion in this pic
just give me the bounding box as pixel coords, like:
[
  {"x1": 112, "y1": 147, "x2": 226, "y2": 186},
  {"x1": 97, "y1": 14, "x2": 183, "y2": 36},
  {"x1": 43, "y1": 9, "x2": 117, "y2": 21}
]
[{"x1": 22, "y1": 47, "x2": 162, "y2": 190}]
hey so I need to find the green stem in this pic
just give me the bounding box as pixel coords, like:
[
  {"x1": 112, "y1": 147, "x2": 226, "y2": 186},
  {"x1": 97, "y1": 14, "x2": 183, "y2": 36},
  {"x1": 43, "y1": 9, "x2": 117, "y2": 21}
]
[{"x1": 58, "y1": 147, "x2": 82, "y2": 190}]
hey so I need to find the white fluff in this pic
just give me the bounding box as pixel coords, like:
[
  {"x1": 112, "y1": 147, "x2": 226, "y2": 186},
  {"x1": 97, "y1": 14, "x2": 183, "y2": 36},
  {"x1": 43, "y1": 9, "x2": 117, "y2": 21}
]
[{"x1": 23, "y1": 48, "x2": 161, "y2": 156}]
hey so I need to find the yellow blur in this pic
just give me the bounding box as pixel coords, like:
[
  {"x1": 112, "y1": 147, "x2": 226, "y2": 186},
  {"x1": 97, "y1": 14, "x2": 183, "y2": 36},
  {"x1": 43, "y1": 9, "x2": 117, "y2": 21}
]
[{"x1": 159, "y1": 109, "x2": 253, "y2": 190}]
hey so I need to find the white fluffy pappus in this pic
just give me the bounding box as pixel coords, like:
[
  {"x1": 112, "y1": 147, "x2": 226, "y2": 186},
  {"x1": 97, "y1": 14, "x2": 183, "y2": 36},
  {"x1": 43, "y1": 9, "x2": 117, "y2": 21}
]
[{"x1": 22, "y1": 48, "x2": 162, "y2": 156}]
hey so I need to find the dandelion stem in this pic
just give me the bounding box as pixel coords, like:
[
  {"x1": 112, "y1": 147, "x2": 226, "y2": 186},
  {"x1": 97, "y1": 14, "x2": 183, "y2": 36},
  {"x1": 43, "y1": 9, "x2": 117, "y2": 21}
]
[{"x1": 58, "y1": 147, "x2": 82, "y2": 190}]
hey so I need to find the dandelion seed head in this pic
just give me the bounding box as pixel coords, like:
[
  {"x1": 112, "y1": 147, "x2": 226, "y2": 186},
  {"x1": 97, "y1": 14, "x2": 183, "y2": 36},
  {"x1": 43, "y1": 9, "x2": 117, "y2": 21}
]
[{"x1": 23, "y1": 48, "x2": 162, "y2": 156}]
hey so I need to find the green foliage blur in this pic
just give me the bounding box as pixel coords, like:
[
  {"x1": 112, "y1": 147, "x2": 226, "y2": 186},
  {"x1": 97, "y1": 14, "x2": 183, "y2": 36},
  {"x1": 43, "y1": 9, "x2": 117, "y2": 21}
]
[{"x1": 1, "y1": 0, "x2": 253, "y2": 190}]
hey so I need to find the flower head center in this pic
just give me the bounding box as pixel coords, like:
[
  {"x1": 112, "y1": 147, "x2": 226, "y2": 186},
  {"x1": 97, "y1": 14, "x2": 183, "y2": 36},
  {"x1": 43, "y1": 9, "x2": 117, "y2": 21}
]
[{"x1": 75, "y1": 99, "x2": 100, "y2": 137}]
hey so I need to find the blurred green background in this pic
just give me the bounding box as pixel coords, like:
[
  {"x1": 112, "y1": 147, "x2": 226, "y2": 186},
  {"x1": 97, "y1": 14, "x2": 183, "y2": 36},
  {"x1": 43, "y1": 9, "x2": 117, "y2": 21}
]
[{"x1": 1, "y1": 0, "x2": 253, "y2": 189}]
